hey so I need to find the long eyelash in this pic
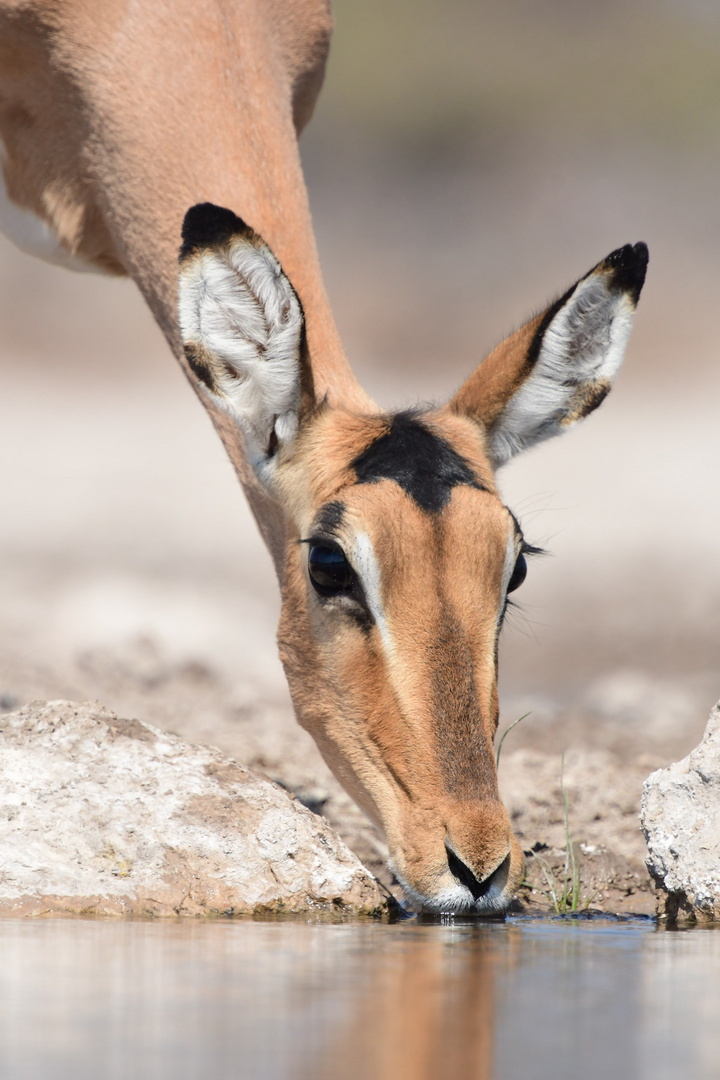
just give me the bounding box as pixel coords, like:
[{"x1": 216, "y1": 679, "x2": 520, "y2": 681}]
[
  {"x1": 299, "y1": 536, "x2": 338, "y2": 547},
  {"x1": 510, "y1": 507, "x2": 547, "y2": 559},
  {"x1": 499, "y1": 540, "x2": 547, "y2": 629},
  {"x1": 521, "y1": 541, "x2": 546, "y2": 558},
  {"x1": 299, "y1": 529, "x2": 347, "y2": 547}
]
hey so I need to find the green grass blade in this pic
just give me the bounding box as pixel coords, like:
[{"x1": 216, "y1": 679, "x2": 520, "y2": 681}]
[
  {"x1": 495, "y1": 712, "x2": 531, "y2": 768},
  {"x1": 527, "y1": 754, "x2": 590, "y2": 915}
]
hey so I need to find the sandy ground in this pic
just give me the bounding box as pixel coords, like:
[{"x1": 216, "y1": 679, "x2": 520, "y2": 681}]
[{"x1": 1, "y1": 136, "x2": 719, "y2": 915}]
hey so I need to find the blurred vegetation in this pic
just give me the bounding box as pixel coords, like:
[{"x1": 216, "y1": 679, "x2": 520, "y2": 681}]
[{"x1": 315, "y1": 0, "x2": 720, "y2": 154}]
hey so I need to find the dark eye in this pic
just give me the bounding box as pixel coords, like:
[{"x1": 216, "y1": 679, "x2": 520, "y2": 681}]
[
  {"x1": 507, "y1": 552, "x2": 527, "y2": 593},
  {"x1": 308, "y1": 543, "x2": 354, "y2": 595}
]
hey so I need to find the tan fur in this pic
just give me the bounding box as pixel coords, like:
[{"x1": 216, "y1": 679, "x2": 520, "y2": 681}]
[
  {"x1": 447, "y1": 315, "x2": 543, "y2": 428},
  {"x1": 4, "y1": 5, "x2": 643, "y2": 911},
  {"x1": 560, "y1": 378, "x2": 612, "y2": 425},
  {"x1": 0, "y1": 0, "x2": 371, "y2": 571},
  {"x1": 276, "y1": 408, "x2": 525, "y2": 906}
]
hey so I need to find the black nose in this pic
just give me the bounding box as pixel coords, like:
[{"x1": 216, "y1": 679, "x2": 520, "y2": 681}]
[{"x1": 446, "y1": 845, "x2": 510, "y2": 901}]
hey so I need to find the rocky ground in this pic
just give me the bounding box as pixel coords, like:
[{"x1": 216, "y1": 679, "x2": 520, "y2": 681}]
[
  {"x1": 1, "y1": 635, "x2": 714, "y2": 917},
  {"x1": 642, "y1": 702, "x2": 720, "y2": 923}
]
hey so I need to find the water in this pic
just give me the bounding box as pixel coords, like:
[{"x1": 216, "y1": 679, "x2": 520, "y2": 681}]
[{"x1": 0, "y1": 916, "x2": 718, "y2": 1080}]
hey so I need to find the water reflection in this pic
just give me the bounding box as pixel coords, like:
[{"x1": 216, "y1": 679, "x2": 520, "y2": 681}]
[
  {"x1": 306, "y1": 921, "x2": 512, "y2": 1080},
  {"x1": 641, "y1": 929, "x2": 720, "y2": 1080},
  {"x1": 0, "y1": 917, "x2": 717, "y2": 1080}
]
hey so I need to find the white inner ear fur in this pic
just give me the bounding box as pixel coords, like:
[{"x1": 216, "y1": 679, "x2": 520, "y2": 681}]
[
  {"x1": 489, "y1": 273, "x2": 636, "y2": 469},
  {"x1": 178, "y1": 236, "x2": 303, "y2": 476}
]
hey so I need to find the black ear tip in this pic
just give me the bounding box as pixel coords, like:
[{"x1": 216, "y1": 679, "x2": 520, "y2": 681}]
[
  {"x1": 632, "y1": 240, "x2": 649, "y2": 263},
  {"x1": 603, "y1": 241, "x2": 649, "y2": 302},
  {"x1": 179, "y1": 203, "x2": 251, "y2": 260}
]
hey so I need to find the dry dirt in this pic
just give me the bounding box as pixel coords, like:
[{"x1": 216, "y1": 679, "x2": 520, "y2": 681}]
[{"x1": 1, "y1": 138, "x2": 719, "y2": 918}]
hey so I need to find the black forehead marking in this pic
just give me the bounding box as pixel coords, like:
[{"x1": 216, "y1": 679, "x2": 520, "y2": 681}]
[
  {"x1": 311, "y1": 501, "x2": 345, "y2": 538},
  {"x1": 351, "y1": 411, "x2": 483, "y2": 514}
]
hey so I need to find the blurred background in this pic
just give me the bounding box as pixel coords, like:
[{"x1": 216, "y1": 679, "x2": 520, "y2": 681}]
[{"x1": 1, "y1": 0, "x2": 719, "y2": 818}]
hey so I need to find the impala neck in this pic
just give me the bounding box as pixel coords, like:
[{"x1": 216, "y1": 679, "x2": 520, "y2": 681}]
[
  {"x1": 0, "y1": 0, "x2": 374, "y2": 572},
  {"x1": 85, "y1": 3, "x2": 362, "y2": 395}
]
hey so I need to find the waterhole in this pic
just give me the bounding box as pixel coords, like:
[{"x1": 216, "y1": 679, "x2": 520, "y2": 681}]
[{"x1": 0, "y1": 915, "x2": 718, "y2": 1079}]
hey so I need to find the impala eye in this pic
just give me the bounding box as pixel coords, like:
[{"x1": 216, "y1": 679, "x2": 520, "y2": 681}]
[
  {"x1": 308, "y1": 543, "x2": 354, "y2": 595},
  {"x1": 507, "y1": 552, "x2": 527, "y2": 593}
]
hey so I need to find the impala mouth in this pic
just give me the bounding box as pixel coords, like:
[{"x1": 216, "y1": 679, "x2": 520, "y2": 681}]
[{"x1": 392, "y1": 847, "x2": 514, "y2": 916}]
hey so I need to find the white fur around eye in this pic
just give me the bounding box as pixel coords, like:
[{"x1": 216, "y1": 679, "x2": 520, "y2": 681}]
[
  {"x1": 178, "y1": 236, "x2": 303, "y2": 474},
  {"x1": 353, "y1": 531, "x2": 393, "y2": 655},
  {"x1": 499, "y1": 530, "x2": 518, "y2": 608},
  {"x1": 489, "y1": 274, "x2": 636, "y2": 468}
]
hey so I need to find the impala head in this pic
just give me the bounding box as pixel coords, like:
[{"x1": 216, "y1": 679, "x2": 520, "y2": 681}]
[{"x1": 178, "y1": 202, "x2": 648, "y2": 914}]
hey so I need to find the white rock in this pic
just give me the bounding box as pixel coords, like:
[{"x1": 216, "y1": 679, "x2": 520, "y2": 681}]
[
  {"x1": 0, "y1": 700, "x2": 385, "y2": 917},
  {"x1": 641, "y1": 701, "x2": 720, "y2": 921}
]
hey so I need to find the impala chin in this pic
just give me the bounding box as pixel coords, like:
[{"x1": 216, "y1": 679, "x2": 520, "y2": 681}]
[
  {"x1": 392, "y1": 855, "x2": 522, "y2": 916},
  {"x1": 393, "y1": 875, "x2": 510, "y2": 916}
]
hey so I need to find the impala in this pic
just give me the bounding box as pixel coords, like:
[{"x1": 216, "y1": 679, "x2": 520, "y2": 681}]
[{"x1": 0, "y1": 0, "x2": 647, "y2": 912}]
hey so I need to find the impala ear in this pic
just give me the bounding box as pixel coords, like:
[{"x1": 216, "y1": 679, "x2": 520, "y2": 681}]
[
  {"x1": 178, "y1": 202, "x2": 313, "y2": 484},
  {"x1": 448, "y1": 243, "x2": 648, "y2": 469}
]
